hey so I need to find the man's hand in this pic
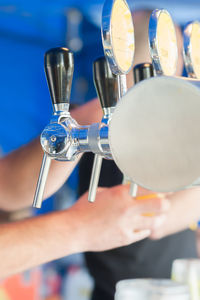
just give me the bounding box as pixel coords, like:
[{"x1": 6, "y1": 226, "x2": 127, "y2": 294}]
[
  {"x1": 150, "y1": 187, "x2": 200, "y2": 240},
  {"x1": 0, "y1": 184, "x2": 170, "y2": 278},
  {"x1": 69, "y1": 185, "x2": 170, "y2": 252}
]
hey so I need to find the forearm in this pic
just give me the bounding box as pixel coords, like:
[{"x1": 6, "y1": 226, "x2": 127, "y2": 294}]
[
  {"x1": 0, "y1": 139, "x2": 78, "y2": 211},
  {"x1": 0, "y1": 210, "x2": 83, "y2": 279}
]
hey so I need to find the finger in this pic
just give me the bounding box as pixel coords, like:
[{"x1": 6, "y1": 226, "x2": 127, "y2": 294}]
[
  {"x1": 150, "y1": 228, "x2": 166, "y2": 240},
  {"x1": 134, "y1": 197, "x2": 170, "y2": 215},
  {"x1": 132, "y1": 229, "x2": 151, "y2": 242},
  {"x1": 135, "y1": 194, "x2": 163, "y2": 216},
  {"x1": 133, "y1": 214, "x2": 167, "y2": 231},
  {"x1": 96, "y1": 187, "x2": 107, "y2": 193},
  {"x1": 86, "y1": 187, "x2": 106, "y2": 199}
]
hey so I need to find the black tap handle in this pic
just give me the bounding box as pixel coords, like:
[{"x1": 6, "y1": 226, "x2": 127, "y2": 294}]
[
  {"x1": 44, "y1": 47, "x2": 74, "y2": 106},
  {"x1": 93, "y1": 57, "x2": 118, "y2": 109},
  {"x1": 133, "y1": 63, "x2": 154, "y2": 84}
]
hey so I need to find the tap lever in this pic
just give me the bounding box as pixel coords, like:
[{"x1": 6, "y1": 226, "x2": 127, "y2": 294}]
[
  {"x1": 88, "y1": 155, "x2": 103, "y2": 203},
  {"x1": 44, "y1": 47, "x2": 74, "y2": 111},
  {"x1": 33, "y1": 154, "x2": 51, "y2": 208}
]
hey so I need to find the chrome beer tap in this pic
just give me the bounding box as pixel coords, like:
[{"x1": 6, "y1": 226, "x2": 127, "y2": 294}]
[
  {"x1": 33, "y1": 47, "x2": 74, "y2": 208},
  {"x1": 88, "y1": 57, "x2": 118, "y2": 203},
  {"x1": 101, "y1": 0, "x2": 138, "y2": 197}
]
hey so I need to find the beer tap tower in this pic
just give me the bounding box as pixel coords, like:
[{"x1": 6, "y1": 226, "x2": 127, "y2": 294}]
[{"x1": 33, "y1": 1, "x2": 200, "y2": 209}]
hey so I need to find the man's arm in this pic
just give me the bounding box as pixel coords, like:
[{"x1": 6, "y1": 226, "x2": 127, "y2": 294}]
[
  {"x1": 0, "y1": 99, "x2": 101, "y2": 211},
  {"x1": 0, "y1": 185, "x2": 169, "y2": 279}
]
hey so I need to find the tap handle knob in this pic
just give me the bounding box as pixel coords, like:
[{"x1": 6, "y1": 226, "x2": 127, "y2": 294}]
[
  {"x1": 44, "y1": 47, "x2": 74, "y2": 110},
  {"x1": 133, "y1": 63, "x2": 154, "y2": 83},
  {"x1": 93, "y1": 57, "x2": 118, "y2": 109}
]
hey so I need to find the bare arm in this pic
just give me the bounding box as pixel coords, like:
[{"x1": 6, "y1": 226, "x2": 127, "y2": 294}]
[
  {"x1": 0, "y1": 99, "x2": 101, "y2": 211},
  {"x1": 0, "y1": 185, "x2": 169, "y2": 279}
]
